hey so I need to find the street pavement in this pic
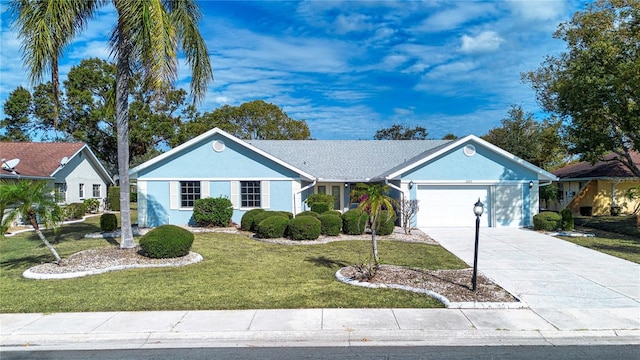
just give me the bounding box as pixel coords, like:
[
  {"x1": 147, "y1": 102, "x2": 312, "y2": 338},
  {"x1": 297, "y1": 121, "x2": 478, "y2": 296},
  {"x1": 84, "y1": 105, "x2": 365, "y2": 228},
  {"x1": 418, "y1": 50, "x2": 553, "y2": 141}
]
[{"x1": 1, "y1": 228, "x2": 639, "y2": 351}]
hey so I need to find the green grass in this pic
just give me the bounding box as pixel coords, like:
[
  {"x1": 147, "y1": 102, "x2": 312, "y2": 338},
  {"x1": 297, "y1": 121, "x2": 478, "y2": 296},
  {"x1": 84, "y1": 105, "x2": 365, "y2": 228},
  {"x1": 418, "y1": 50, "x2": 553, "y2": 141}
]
[
  {"x1": 558, "y1": 215, "x2": 640, "y2": 264},
  {"x1": 0, "y1": 216, "x2": 467, "y2": 313}
]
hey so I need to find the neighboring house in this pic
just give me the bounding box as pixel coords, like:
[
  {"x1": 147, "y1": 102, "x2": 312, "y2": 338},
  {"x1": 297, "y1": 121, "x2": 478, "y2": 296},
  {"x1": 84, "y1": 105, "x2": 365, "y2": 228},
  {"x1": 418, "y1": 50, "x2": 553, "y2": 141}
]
[
  {"x1": 549, "y1": 152, "x2": 640, "y2": 216},
  {"x1": 0, "y1": 142, "x2": 114, "y2": 209},
  {"x1": 130, "y1": 128, "x2": 556, "y2": 229}
]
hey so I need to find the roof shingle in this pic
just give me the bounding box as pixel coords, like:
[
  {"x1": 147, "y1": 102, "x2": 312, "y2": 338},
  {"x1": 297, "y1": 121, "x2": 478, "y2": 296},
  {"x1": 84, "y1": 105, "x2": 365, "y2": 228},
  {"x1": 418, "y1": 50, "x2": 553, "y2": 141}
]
[
  {"x1": 0, "y1": 142, "x2": 86, "y2": 178},
  {"x1": 553, "y1": 152, "x2": 640, "y2": 179}
]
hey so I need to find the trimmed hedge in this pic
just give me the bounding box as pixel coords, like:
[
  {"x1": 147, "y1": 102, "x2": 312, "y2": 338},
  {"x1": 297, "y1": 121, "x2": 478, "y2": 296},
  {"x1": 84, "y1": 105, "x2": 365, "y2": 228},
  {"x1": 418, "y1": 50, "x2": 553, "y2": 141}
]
[
  {"x1": 240, "y1": 209, "x2": 265, "y2": 231},
  {"x1": 319, "y1": 214, "x2": 342, "y2": 236},
  {"x1": 374, "y1": 210, "x2": 396, "y2": 236},
  {"x1": 296, "y1": 211, "x2": 320, "y2": 218},
  {"x1": 560, "y1": 209, "x2": 574, "y2": 231},
  {"x1": 305, "y1": 193, "x2": 335, "y2": 214},
  {"x1": 256, "y1": 216, "x2": 290, "y2": 239},
  {"x1": 342, "y1": 209, "x2": 368, "y2": 235},
  {"x1": 193, "y1": 197, "x2": 233, "y2": 227},
  {"x1": 139, "y1": 225, "x2": 194, "y2": 258},
  {"x1": 533, "y1": 211, "x2": 562, "y2": 231},
  {"x1": 277, "y1": 211, "x2": 294, "y2": 220},
  {"x1": 107, "y1": 186, "x2": 120, "y2": 211},
  {"x1": 287, "y1": 216, "x2": 321, "y2": 240},
  {"x1": 252, "y1": 211, "x2": 289, "y2": 231},
  {"x1": 64, "y1": 203, "x2": 86, "y2": 220},
  {"x1": 100, "y1": 213, "x2": 118, "y2": 232}
]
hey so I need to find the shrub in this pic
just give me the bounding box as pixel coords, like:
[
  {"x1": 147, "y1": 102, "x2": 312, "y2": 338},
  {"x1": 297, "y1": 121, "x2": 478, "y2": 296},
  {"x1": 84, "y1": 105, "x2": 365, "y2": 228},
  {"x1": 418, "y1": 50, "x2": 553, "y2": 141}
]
[
  {"x1": 255, "y1": 216, "x2": 290, "y2": 239},
  {"x1": 342, "y1": 209, "x2": 368, "y2": 235},
  {"x1": 277, "y1": 211, "x2": 294, "y2": 220},
  {"x1": 193, "y1": 197, "x2": 233, "y2": 227},
  {"x1": 107, "y1": 186, "x2": 120, "y2": 211},
  {"x1": 252, "y1": 211, "x2": 289, "y2": 231},
  {"x1": 100, "y1": 213, "x2": 118, "y2": 232},
  {"x1": 326, "y1": 210, "x2": 342, "y2": 217},
  {"x1": 83, "y1": 198, "x2": 101, "y2": 213},
  {"x1": 240, "y1": 208, "x2": 265, "y2": 231},
  {"x1": 533, "y1": 211, "x2": 562, "y2": 231},
  {"x1": 319, "y1": 214, "x2": 342, "y2": 236},
  {"x1": 560, "y1": 209, "x2": 574, "y2": 231},
  {"x1": 296, "y1": 211, "x2": 320, "y2": 218},
  {"x1": 305, "y1": 193, "x2": 335, "y2": 214},
  {"x1": 287, "y1": 216, "x2": 321, "y2": 240},
  {"x1": 374, "y1": 210, "x2": 396, "y2": 236},
  {"x1": 64, "y1": 202, "x2": 86, "y2": 220},
  {"x1": 139, "y1": 225, "x2": 194, "y2": 258}
]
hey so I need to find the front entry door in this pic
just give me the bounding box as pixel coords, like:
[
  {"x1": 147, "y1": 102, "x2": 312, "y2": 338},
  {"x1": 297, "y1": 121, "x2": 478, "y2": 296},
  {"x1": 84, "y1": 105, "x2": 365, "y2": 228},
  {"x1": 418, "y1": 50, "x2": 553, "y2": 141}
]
[{"x1": 317, "y1": 184, "x2": 343, "y2": 211}]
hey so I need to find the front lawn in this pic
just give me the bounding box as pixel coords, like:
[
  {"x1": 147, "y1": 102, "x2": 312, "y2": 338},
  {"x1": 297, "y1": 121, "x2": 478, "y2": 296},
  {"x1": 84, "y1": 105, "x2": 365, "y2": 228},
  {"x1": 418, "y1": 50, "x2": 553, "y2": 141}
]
[
  {"x1": 0, "y1": 217, "x2": 467, "y2": 313},
  {"x1": 558, "y1": 215, "x2": 640, "y2": 264}
]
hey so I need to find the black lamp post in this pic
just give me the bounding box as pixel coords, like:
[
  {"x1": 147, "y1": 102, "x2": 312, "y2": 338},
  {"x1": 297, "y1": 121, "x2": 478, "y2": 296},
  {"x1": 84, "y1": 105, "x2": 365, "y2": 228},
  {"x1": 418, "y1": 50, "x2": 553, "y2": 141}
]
[{"x1": 472, "y1": 198, "x2": 484, "y2": 291}]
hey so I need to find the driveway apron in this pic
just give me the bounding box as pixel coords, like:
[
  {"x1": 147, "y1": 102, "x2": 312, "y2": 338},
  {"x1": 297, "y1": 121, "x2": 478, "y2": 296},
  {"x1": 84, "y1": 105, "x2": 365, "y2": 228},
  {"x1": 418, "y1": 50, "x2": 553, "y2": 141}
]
[{"x1": 423, "y1": 227, "x2": 640, "y2": 310}]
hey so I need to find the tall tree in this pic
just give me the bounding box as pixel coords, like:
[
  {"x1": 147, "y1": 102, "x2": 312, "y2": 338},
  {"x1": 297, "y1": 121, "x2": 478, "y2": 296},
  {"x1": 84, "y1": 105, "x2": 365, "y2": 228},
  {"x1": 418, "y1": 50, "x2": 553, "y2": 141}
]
[
  {"x1": 523, "y1": 0, "x2": 640, "y2": 176},
  {"x1": 482, "y1": 105, "x2": 566, "y2": 170},
  {"x1": 1, "y1": 86, "x2": 32, "y2": 141},
  {"x1": 374, "y1": 124, "x2": 428, "y2": 140},
  {"x1": 10, "y1": 0, "x2": 214, "y2": 249},
  {"x1": 0, "y1": 180, "x2": 63, "y2": 263},
  {"x1": 175, "y1": 100, "x2": 311, "y2": 145}
]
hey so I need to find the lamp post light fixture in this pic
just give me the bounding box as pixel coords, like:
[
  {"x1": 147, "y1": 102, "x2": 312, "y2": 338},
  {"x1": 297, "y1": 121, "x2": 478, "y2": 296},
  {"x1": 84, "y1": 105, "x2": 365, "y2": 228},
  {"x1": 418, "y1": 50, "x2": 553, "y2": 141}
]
[
  {"x1": 472, "y1": 198, "x2": 484, "y2": 291},
  {"x1": 408, "y1": 180, "x2": 414, "y2": 189}
]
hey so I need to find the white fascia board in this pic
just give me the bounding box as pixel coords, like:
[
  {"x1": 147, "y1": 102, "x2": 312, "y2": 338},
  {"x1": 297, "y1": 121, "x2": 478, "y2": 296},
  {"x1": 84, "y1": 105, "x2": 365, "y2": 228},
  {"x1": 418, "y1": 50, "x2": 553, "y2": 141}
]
[
  {"x1": 386, "y1": 135, "x2": 559, "y2": 182},
  {"x1": 50, "y1": 144, "x2": 115, "y2": 185},
  {"x1": 129, "y1": 127, "x2": 315, "y2": 181}
]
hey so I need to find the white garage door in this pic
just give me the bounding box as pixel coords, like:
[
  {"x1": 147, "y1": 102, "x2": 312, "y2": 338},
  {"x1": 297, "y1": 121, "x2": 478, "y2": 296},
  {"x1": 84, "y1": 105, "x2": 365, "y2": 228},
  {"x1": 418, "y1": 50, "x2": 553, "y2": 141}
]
[{"x1": 417, "y1": 186, "x2": 490, "y2": 227}]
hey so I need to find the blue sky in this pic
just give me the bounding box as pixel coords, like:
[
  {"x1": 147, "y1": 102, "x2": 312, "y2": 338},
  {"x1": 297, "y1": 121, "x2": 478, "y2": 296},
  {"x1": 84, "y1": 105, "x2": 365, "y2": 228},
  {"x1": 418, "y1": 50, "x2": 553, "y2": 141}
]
[{"x1": 0, "y1": 1, "x2": 582, "y2": 140}]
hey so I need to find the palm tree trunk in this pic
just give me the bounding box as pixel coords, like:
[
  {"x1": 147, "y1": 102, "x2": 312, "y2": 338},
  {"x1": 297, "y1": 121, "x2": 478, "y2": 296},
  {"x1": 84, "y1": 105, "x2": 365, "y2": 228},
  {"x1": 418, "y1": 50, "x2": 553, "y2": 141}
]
[
  {"x1": 371, "y1": 229, "x2": 379, "y2": 265},
  {"x1": 28, "y1": 214, "x2": 62, "y2": 263},
  {"x1": 115, "y1": 22, "x2": 135, "y2": 249}
]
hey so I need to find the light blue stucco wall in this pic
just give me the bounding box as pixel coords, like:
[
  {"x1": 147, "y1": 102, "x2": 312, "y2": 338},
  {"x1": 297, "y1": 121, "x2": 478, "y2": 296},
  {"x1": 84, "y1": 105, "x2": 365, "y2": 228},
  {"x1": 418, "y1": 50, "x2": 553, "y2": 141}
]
[
  {"x1": 403, "y1": 143, "x2": 538, "y2": 181},
  {"x1": 136, "y1": 134, "x2": 301, "y2": 226}
]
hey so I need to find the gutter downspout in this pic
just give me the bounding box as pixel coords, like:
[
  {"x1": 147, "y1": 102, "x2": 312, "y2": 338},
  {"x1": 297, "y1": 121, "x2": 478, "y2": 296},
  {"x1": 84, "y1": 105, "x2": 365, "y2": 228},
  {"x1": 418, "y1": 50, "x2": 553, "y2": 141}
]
[{"x1": 293, "y1": 179, "x2": 317, "y2": 216}]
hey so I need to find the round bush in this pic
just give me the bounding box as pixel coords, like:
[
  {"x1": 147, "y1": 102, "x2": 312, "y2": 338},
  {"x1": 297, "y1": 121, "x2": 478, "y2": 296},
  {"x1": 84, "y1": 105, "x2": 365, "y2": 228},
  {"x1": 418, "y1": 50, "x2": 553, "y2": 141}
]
[
  {"x1": 373, "y1": 210, "x2": 396, "y2": 236},
  {"x1": 277, "y1": 211, "x2": 294, "y2": 220},
  {"x1": 342, "y1": 209, "x2": 368, "y2": 235},
  {"x1": 287, "y1": 216, "x2": 321, "y2": 240},
  {"x1": 255, "y1": 216, "x2": 290, "y2": 239},
  {"x1": 252, "y1": 211, "x2": 289, "y2": 231},
  {"x1": 326, "y1": 210, "x2": 342, "y2": 217},
  {"x1": 319, "y1": 214, "x2": 342, "y2": 236},
  {"x1": 296, "y1": 211, "x2": 320, "y2": 218},
  {"x1": 533, "y1": 211, "x2": 562, "y2": 231},
  {"x1": 100, "y1": 213, "x2": 118, "y2": 232},
  {"x1": 193, "y1": 197, "x2": 233, "y2": 227},
  {"x1": 240, "y1": 209, "x2": 265, "y2": 231},
  {"x1": 139, "y1": 225, "x2": 194, "y2": 259}
]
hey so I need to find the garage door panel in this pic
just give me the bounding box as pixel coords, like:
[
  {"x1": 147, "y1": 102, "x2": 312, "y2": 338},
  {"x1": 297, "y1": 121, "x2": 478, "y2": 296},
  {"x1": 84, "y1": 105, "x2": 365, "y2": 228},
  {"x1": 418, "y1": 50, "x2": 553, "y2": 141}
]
[{"x1": 417, "y1": 186, "x2": 489, "y2": 227}]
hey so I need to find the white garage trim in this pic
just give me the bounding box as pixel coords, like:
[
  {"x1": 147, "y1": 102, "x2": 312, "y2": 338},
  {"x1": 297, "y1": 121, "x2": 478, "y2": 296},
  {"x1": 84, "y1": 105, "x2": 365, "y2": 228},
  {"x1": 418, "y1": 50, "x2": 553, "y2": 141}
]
[{"x1": 416, "y1": 185, "x2": 491, "y2": 227}]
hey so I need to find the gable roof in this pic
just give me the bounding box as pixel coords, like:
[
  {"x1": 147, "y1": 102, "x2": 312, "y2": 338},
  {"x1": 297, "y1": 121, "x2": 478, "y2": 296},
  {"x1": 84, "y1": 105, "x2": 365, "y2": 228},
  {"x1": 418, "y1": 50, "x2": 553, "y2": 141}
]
[
  {"x1": 247, "y1": 139, "x2": 450, "y2": 181},
  {"x1": 553, "y1": 152, "x2": 640, "y2": 180},
  {"x1": 0, "y1": 142, "x2": 113, "y2": 183}
]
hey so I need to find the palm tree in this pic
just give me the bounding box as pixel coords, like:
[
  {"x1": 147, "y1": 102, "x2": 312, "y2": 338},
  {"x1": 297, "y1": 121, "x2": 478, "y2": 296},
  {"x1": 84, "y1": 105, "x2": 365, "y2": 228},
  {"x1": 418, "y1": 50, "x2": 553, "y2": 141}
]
[
  {"x1": 10, "y1": 0, "x2": 213, "y2": 249},
  {"x1": 0, "y1": 180, "x2": 63, "y2": 263},
  {"x1": 351, "y1": 183, "x2": 398, "y2": 266}
]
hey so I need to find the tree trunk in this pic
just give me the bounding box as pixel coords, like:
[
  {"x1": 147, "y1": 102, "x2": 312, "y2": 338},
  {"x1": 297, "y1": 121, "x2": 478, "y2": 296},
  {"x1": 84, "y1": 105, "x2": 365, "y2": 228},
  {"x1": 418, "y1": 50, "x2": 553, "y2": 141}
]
[
  {"x1": 28, "y1": 214, "x2": 62, "y2": 264},
  {"x1": 371, "y1": 229, "x2": 379, "y2": 265},
  {"x1": 115, "y1": 19, "x2": 135, "y2": 249}
]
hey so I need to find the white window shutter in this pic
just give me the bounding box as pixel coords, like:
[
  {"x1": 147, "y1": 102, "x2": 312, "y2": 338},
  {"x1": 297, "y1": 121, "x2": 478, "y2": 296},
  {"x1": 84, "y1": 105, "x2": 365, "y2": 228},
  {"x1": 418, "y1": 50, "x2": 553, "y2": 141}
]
[
  {"x1": 170, "y1": 181, "x2": 179, "y2": 209},
  {"x1": 201, "y1": 181, "x2": 210, "y2": 198},
  {"x1": 262, "y1": 181, "x2": 270, "y2": 209},
  {"x1": 230, "y1": 181, "x2": 239, "y2": 208}
]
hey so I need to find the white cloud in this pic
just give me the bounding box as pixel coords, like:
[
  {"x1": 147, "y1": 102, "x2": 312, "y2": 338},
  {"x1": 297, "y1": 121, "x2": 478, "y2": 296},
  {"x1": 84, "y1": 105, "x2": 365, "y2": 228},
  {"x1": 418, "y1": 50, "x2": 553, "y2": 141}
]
[
  {"x1": 460, "y1": 31, "x2": 505, "y2": 53},
  {"x1": 417, "y1": 2, "x2": 498, "y2": 32},
  {"x1": 506, "y1": 0, "x2": 569, "y2": 21}
]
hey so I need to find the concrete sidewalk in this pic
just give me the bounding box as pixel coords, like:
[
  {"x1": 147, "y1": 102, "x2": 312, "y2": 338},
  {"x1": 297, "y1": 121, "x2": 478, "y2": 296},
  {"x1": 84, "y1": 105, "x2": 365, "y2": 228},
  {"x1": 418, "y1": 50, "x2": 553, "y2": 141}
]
[{"x1": 1, "y1": 308, "x2": 639, "y2": 351}]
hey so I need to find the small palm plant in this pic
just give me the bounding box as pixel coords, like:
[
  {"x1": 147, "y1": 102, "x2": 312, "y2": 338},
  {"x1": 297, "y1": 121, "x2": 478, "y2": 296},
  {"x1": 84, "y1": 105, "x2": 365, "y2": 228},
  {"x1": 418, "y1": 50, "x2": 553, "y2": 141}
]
[
  {"x1": 1, "y1": 180, "x2": 63, "y2": 263},
  {"x1": 350, "y1": 183, "x2": 398, "y2": 266}
]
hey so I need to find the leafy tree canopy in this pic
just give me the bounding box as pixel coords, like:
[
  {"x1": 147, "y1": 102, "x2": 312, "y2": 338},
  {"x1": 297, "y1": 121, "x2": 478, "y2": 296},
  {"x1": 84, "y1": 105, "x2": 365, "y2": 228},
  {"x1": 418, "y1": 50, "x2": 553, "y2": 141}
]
[
  {"x1": 523, "y1": 0, "x2": 640, "y2": 176},
  {"x1": 482, "y1": 105, "x2": 567, "y2": 170},
  {"x1": 374, "y1": 124, "x2": 428, "y2": 140}
]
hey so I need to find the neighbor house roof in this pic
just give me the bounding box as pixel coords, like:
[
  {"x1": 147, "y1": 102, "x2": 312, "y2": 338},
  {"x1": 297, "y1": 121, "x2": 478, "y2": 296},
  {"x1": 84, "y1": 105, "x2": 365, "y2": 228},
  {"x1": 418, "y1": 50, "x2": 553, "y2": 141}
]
[
  {"x1": 247, "y1": 139, "x2": 450, "y2": 181},
  {"x1": 553, "y1": 152, "x2": 640, "y2": 180},
  {"x1": 0, "y1": 142, "x2": 112, "y2": 183}
]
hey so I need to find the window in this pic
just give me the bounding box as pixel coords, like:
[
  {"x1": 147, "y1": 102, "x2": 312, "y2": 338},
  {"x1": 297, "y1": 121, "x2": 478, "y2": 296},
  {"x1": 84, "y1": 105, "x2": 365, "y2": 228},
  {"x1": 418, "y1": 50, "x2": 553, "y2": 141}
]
[
  {"x1": 241, "y1": 181, "x2": 261, "y2": 207},
  {"x1": 54, "y1": 183, "x2": 66, "y2": 203},
  {"x1": 92, "y1": 184, "x2": 101, "y2": 197},
  {"x1": 79, "y1": 183, "x2": 85, "y2": 198},
  {"x1": 557, "y1": 183, "x2": 564, "y2": 201},
  {"x1": 180, "y1": 181, "x2": 200, "y2": 207}
]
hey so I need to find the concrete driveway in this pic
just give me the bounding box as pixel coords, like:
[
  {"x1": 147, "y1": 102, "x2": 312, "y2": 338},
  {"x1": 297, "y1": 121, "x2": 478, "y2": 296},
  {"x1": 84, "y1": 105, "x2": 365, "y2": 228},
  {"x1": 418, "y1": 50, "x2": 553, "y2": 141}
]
[{"x1": 423, "y1": 227, "x2": 640, "y2": 311}]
